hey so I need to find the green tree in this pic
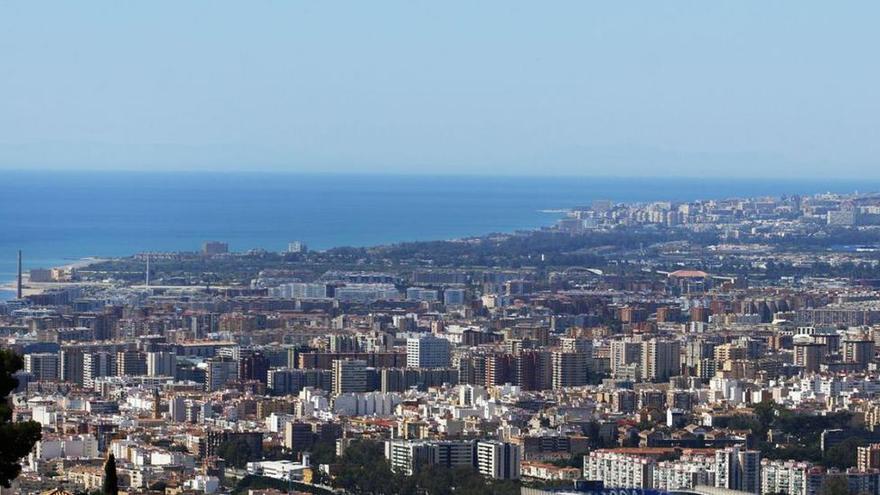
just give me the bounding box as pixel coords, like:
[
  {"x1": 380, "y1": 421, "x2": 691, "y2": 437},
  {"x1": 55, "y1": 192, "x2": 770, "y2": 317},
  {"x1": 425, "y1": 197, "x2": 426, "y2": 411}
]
[
  {"x1": 820, "y1": 475, "x2": 850, "y2": 495},
  {"x1": 550, "y1": 453, "x2": 585, "y2": 468},
  {"x1": 309, "y1": 438, "x2": 337, "y2": 465},
  {"x1": 333, "y1": 440, "x2": 396, "y2": 494},
  {"x1": 218, "y1": 438, "x2": 255, "y2": 468},
  {"x1": 753, "y1": 400, "x2": 778, "y2": 435},
  {"x1": 0, "y1": 350, "x2": 42, "y2": 488},
  {"x1": 824, "y1": 437, "x2": 864, "y2": 470},
  {"x1": 103, "y1": 453, "x2": 119, "y2": 495},
  {"x1": 329, "y1": 440, "x2": 520, "y2": 495}
]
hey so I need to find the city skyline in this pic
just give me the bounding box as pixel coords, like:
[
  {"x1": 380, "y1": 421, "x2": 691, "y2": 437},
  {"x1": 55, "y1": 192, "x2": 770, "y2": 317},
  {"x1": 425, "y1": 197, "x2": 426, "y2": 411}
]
[
  {"x1": 6, "y1": 187, "x2": 880, "y2": 494},
  {"x1": 7, "y1": 3, "x2": 880, "y2": 495}
]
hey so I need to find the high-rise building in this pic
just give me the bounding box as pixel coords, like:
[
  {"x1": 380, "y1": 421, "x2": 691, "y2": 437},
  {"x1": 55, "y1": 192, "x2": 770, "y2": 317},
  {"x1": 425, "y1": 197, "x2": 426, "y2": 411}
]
[
  {"x1": 284, "y1": 421, "x2": 315, "y2": 452},
  {"x1": 690, "y1": 306, "x2": 710, "y2": 323},
  {"x1": 83, "y1": 351, "x2": 115, "y2": 388},
  {"x1": 793, "y1": 342, "x2": 824, "y2": 373},
  {"x1": 287, "y1": 241, "x2": 307, "y2": 254},
  {"x1": 24, "y1": 353, "x2": 59, "y2": 382},
  {"x1": 332, "y1": 359, "x2": 367, "y2": 395},
  {"x1": 714, "y1": 344, "x2": 748, "y2": 362},
  {"x1": 641, "y1": 339, "x2": 681, "y2": 382},
  {"x1": 202, "y1": 241, "x2": 229, "y2": 255},
  {"x1": 858, "y1": 444, "x2": 880, "y2": 471},
  {"x1": 827, "y1": 208, "x2": 859, "y2": 226},
  {"x1": 653, "y1": 453, "x2": 715, "y2": 491},
  {"x1": 146, "y1": 351, "x2": 176, "y2": 377},
  {"x1": 485, "y1": 353, "x2": 515, "y2": 386},
  {"x1": 379, "y1": 367, "x2": 459, "y2": 392},
  {"x1": 268, "y1": 368, "x2": 332, "y2": 395},
  {"x1": 189, "y1": 313, "x2": 219, "y2": 339},
  {"x1": 385, "y1": 440, "x2": 475, "y2": 476},
  {"x1": 515, "y1": 350, "x2": 552, "y2": 391},
  {"x1": 333, "y1": 284, "x2": 400, "y2": 303},
  {"x1": 610, "y1": 340, "x2": 643, "y2": 377},
  {"x1": 443, "y1": 288, "x2": 466, "y2": 306},
  {"x1": 60, "y1": 347, "x2": 85, "y2": 386},
  {"x1": 406, "y1": 287, "x2": 439, "y2": 302},
  {"x1": 239, "y1": 351, "x2": 270, "y2": 384},
  {"x1": 656, "y1": 306, "x2": 682, "y2": 323},
  {"x1": 697, "y1": 358, "x2": 718, "y2": 380},
  {"x1": 843, "y1": 339, "x2": 874, "y2": 368},
  {"x1": 205, "y1": 356, "x2": 239, "y2": 391},
  {"x1": 620, "y1": 306, "x2": 648, "y2": 323},
  {"x1": 169, "y1": 395, "x2": 187, "y2": 422},
  {"x1": 560, "y1": 337, "x2": 593, "y2": 355},
  {"x1": 715, "y1": 446, "x2": 761, "y2": 494},
  {"x1": 270, "y1": 283, "x2": 329, "y2": 299},
  {"x1": 116, "y1": 350, "x2": 147, "y2": 376},
  {"x1": 684, "y1": 339, "x2": 716, "y2": 371},
  {"x1": 476, "y1": 441, "x2": 521, "y2": 480},
  {"x1": 584, "y1": 451, "x2": 655, "y2": 489},
  {"x1": 552, "y1": 351, "x2": 589, "y2": 388},
  {"x1": 328, "y1": 335, "x2": 359, "y2": 353},
  {"x1": 760, "y1": 459, "x2": 820, "y2": 495},
  {"x1": 407, "y1": 335, "x2": 451, "y2": 369},
  {"x1": 612, "y1": 389, "x2": 637, "y2": 414}
]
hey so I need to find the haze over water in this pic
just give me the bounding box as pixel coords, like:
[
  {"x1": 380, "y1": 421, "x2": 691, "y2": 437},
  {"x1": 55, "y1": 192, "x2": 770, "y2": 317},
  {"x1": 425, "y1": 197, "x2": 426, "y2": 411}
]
[{"x1": 2, "y1": 170, "x2": 879, "y2": 297}]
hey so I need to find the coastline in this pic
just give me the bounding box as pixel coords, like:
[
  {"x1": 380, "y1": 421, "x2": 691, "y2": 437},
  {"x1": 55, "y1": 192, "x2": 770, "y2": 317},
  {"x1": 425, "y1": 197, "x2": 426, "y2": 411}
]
[
  {"x1": 4, "y1": 172, "x2": 880, "y2": 286},
  {"x1": 0, "y1": 257, "x2": 108, "y2": 299}
]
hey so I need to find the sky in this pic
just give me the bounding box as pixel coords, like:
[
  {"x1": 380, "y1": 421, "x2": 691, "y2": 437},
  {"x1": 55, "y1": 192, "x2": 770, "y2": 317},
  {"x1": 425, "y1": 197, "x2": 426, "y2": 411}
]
[{"x1": 1, "y1": 2, "x2": 878, "y2": 178}]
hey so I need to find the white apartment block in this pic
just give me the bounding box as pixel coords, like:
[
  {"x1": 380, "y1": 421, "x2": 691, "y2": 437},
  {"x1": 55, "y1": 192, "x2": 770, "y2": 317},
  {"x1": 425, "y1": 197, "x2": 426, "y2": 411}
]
[
  {"x1": 476, "y1": 440, "x2": 521, "y2": 480},
  {"x1": 584, "y1": 451, "x2": 655, "y2": 489}
]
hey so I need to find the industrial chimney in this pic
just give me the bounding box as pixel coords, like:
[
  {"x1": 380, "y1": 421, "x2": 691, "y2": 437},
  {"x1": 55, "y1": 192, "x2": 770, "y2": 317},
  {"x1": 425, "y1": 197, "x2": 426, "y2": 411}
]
[{"x1": 17, "y1": 250, "x2": 22, "y2": 299}]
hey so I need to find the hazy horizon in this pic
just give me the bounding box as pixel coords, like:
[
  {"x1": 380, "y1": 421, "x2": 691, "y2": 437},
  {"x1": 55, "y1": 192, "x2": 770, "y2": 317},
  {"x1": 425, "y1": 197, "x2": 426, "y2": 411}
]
[
  {"x1": 6, "y1": 167, "x2": 880, "y2": 192},
  {"x1": 3, "y1": 2, "x2": 879, "y2": 179},
  {"x1": 6, "y1": 166, "x2": 880, "y2": 182}
]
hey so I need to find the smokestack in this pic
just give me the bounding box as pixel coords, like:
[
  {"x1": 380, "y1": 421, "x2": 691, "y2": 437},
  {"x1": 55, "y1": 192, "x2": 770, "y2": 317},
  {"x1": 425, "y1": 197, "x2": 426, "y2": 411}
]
[{"x1": 17, "y1": 250, "x2": 22, "y2": 299}]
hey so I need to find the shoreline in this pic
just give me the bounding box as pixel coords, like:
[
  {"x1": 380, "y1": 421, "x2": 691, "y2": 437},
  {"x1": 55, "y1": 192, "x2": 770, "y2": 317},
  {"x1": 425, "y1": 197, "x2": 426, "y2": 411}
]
[{"x1": 0, "y1": 257, "x2": 108, "y2": 298}]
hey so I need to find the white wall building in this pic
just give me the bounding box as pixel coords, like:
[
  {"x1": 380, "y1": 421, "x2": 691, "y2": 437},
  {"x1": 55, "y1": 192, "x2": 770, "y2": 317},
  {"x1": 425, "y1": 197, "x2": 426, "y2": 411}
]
[
  {"x1": 584, "y1": 451, "x2": 655, "y2": 489},
  {"x1": 407, "y1": 335, "x2": 451, "y2": 368},
  {"x1": 333, "y1": 391, "x2": 402, "y2": 417},
  {"x1": 476, "y1": 440, "x2": 521, "y2": 480},
  {"x1": 715, "y1": 446, "x2": 761, "y2": 494}
]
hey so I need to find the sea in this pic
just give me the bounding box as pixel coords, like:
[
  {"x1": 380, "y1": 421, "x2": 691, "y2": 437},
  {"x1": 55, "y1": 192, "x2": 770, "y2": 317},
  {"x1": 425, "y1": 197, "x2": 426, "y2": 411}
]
[{"x1": 1, "y1": 170, "x2": 878, "y2": 300}]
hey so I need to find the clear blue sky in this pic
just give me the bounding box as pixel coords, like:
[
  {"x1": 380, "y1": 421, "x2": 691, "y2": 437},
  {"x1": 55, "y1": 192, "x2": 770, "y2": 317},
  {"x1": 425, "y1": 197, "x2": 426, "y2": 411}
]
[{"x1": 1, "y1": 1, "x2": 878, "y2": 178}]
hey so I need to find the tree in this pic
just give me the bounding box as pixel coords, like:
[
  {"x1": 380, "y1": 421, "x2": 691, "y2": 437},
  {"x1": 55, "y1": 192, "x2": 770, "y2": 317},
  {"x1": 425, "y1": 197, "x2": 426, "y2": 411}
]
[
  {"x1": 103, "y1": 453, "x2": 118, "y2": 495},
  {"x1": 820, "y1": 475, "x2": 850, "y2": 495},
  {"x1": 753, "y1": 400, "x2": 778, "y2": 435},
  {"x1": 311, "y1": 467, "x2": 331, "y2": 487},
  {"x1": 329, "y1": 440, "x2": 519, "y2": 495},
  {"x1": 0, "y1": 350, "x2": 42, "y2": 488},
  {"x1": 550, "y1": 453, "x2": 585, "y2": 468},
  {"x1": 218, "y1": 438, "x2": 255, "y2": 468},
  {"x1": 333, "y1": 440, "x2": 397, "y2": 494},
  {"x1": 309, "y1": 438, "x2": 337, "y2": 465},
  {"x1": 824, "y1": 437, "x2": 864, "y2": 470}
]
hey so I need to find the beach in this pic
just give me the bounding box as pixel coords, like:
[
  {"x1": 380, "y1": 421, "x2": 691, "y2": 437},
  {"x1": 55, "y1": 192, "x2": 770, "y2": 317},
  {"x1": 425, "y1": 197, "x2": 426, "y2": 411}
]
[{"x1": 0, "y1": 257, "x2": 107, "y2": 299}]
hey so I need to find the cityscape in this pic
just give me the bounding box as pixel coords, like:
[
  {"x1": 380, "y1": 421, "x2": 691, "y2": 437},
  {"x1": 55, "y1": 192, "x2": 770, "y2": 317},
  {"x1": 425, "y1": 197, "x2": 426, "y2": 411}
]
[
  {"x1": 4, "y1": 190, "x2": 880, "y2": 495},
  {"x1": 3, "y1": 2, "x2": 880, "y2": 495}
]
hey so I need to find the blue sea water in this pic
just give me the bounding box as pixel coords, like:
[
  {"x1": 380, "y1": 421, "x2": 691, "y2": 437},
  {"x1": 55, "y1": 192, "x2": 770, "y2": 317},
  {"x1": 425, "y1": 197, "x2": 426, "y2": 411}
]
[{"x1": 1, "y1": 170, "x2": 878, "y2": 299}]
